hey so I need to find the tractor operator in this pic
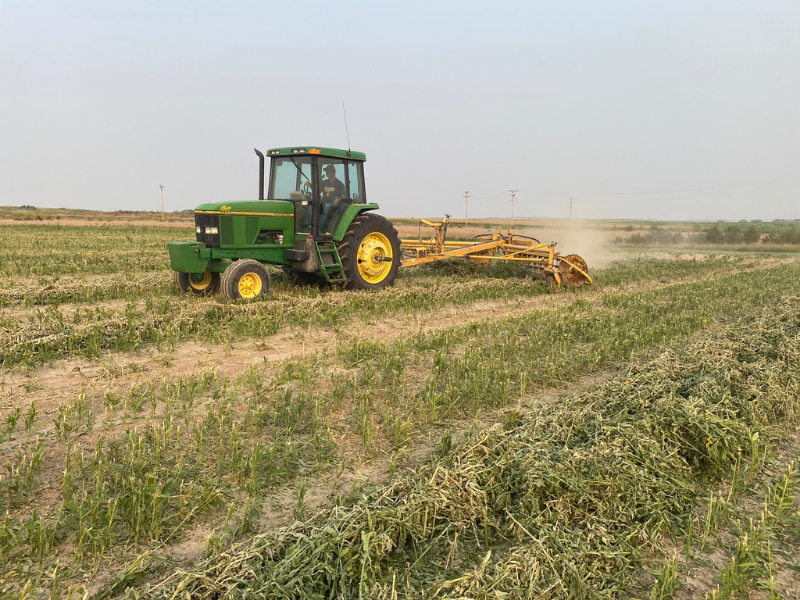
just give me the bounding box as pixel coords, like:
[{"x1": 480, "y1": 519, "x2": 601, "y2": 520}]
[{"x1": 321, "y1": 164, "x2": 346, "y2": 205}]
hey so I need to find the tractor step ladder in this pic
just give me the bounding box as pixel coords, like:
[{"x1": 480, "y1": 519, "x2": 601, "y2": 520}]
[{"x1": 315, "y1": 241, "x2": 348, "y2": 283}]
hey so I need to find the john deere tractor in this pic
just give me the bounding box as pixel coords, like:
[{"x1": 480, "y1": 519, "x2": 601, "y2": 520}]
[{"x1": 168, "y1": 146, "x2": 401, "y2": 300}]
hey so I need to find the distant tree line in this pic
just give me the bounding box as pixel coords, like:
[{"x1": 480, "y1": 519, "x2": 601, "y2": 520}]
[{"x1": 614, "y1": 224, "x2": 800, "y2": 246}]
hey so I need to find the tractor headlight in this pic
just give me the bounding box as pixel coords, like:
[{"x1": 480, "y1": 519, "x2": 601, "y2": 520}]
[
  {"x1": 205, "y1": 227, "x2": 219, "y2": 235},
  {"x1": 196, "y1": 227, "x2": 202, "y2": 234}
]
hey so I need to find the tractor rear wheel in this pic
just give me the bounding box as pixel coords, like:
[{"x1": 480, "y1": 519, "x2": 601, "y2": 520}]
[
  {"x1": 221, "y1": 260, "x2": 270, "y2": 301},
  {"x1": 337, "y1": 213, "x2": 401, "y2": 290},
  {"x1": 174, "y1": 270, "x2": 220, "y2": 296}
]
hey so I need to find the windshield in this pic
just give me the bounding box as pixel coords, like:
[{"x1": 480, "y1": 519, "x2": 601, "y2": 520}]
[{"x1": 269, "y1": 156, "x2": 313, "y2": 200}]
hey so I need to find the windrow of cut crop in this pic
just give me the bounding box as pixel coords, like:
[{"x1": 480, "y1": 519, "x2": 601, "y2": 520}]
[{"x1": 132, "y1": 296, "x2": 800, "y2": 600}]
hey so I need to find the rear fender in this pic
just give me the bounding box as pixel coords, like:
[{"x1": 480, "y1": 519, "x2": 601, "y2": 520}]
[{"x1": 333, "y1": 204, "x2": 379, "y2": 241}]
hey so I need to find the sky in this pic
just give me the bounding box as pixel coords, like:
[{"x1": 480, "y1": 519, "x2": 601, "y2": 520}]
[{"x1": 1, "y1": 0, "x2": 798, "y2": 221}]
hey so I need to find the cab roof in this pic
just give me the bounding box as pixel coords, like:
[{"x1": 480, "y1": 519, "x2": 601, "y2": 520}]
[{"x1": 266, "y1": 146, "x2": 366, "y2": 162}]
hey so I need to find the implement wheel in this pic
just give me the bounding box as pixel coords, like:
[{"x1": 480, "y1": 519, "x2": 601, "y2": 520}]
[
  {"x1": 338, "y1": 213, "x2": 401, "y2": 290},
  {"x1": 559, "y1": 254, "x2": 590, "y2": 287},
  {"x1": 221, "y1": 260, "x2": 270, "y2": 301},
  {"x1": 174, "y1": 270, "x2": 220, "y2": 296}
]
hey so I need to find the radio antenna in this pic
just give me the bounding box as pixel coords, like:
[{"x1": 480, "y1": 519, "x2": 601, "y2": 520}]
[{"x1": 342, "y1": 102, "x2": 351, "y2": 153}]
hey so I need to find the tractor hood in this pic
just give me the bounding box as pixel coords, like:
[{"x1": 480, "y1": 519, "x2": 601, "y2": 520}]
[{"x1": 194, "y1": 199, "x2": 294, "y2": 216}]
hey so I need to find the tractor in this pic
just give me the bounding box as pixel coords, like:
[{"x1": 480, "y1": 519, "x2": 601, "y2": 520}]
[{"x1": 168, "y1": 146, "x2": 401, "y2": 300}]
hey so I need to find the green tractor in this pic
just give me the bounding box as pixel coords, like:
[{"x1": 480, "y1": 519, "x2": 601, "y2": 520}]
[{"x1": 168, "y1": 146, "x2": 401, "y2": 300}]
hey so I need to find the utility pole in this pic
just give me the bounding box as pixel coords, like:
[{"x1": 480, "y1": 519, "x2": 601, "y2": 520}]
[
  {"x1": 159, "y1": 184, "x2": 165, "y2": 221},
  {"x1": 569, "y1": 197, "x2": 573, "y2": 221},
  {"x1": 508, "y1": 189, "x2": 518, "y2": 230},
  {"x1": 464, "y1": 191, "x2": 470, "y2": 227}
]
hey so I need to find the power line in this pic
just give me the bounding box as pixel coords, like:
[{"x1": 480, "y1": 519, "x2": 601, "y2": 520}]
[
  {"x1": 464, "y1": 191, "x2": 470, "y2": 227},
  {"x1": 508, "y1": 189, "x2": 517, "y2": 230},
  {"x1": 517, "y1": 177, "x2": 800, "y2": 197}
]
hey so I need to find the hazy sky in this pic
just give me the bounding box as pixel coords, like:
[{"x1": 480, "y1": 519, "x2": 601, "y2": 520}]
[{"x1": 1, "y1": 1, "x2": 798, "y2": 220}]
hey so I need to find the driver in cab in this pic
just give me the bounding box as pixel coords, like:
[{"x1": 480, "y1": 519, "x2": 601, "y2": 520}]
[{"x1": 321, "y1": 164, "x2": 346, "y2": 206}]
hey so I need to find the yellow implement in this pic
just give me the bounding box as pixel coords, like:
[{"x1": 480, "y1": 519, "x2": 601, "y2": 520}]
[{"x1": 400, "y1": 215, "x2": 592, "y2": 289}]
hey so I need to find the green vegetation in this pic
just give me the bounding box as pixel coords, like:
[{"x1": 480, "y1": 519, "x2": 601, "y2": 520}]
[
  {"x1": 133, "y1": 297, "x2": 800, "y2": 599},
  {"x1": 613, "y1": 221, "x2": 800, "y2": 246},
  {"x1": 1, "y1": 219, "x2": 799, "y2": 597},
  {"x1": 0, "y1": 225, "x2": 185, "y2": 277},
  {"x1": 0, "y1": 205, "x2": 192, "y2": 224}
]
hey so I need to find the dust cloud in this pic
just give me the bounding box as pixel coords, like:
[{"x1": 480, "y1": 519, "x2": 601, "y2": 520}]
[
  {"x1": 535, "y1": 224, "x2": 618, "y2": 270},
  {"x1": 393, "y1": 219, "x2": 619, "y2": 271}
]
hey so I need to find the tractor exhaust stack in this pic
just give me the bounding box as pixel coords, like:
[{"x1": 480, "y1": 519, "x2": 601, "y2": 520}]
[{"x1": 254, "y1": 148, "x2": 265, "y2": 200}]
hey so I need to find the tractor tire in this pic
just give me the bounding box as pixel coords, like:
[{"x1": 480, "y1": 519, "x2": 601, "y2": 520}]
[
  {"x1": 337, "y1": 213, "x2": 401, "y2": 290},
  {"x1": 221, "y1": 260, "x2": 270, "y2": 301},
  {"x1": 174, "y1": 270, "x2": 220, "y2": 296}
]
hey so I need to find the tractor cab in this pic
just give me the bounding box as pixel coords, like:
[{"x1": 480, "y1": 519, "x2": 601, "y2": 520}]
[{"x1": 263, "y1": 147, "x2": 367, "y2": 241}]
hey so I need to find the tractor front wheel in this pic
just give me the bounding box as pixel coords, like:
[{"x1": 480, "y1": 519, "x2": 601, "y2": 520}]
[
  {"x1": 221, "y1": 260, "x2": 271, "y2": 301},
  {"x1": 338, "y1": 213, "x2": 401, "y2": 290},
  {"x1": 174, "y1": 270, "x2": 220, "y2": 296}
]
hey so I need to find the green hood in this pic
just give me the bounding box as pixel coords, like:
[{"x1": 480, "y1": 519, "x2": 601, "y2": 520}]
[{"x1": 194, "y1": 199, "x2": 294, "y2": 215}]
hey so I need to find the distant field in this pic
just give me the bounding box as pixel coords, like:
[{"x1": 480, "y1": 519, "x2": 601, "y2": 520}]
[
  {"x1": 3, "y1": 204, "x2": 798, "y2": 227},
  {"x1": 1, "y1": 211, "x2": 799, "y2": 597}
]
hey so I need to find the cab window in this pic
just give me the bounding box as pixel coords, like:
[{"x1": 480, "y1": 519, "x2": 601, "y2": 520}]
[
  {"x1": 269, "y1": 156, "x2": 313, "y2": 199},
  {"x1": 347, "y1": 163, "x2": 364, "y2": 203},
  {"x1": 318, "y1": 160, "x2": 346, "y2": 202}
]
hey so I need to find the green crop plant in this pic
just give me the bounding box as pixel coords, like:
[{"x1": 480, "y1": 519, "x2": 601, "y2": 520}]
[
  {"x1": 23, "y1": 401, "x2": 38, "y2": 432},
  {"x1": 294, "y1": 478, "x2": 309, "y2": 522},
  {"x1": 52, "y1": 397, "x2": 91, "y2": 442},
  {"x1": 649, "y1": 554, "x2": 680, "y2": 600},
  {"x1": 4, "y1": 407, "x2": 21, "y2": 433},
  {"x1": 707, "y1": 461, "x2": 799, "y2": 599},
  {"x1": 2, "y1": 442, "x2": 44, "y2": 510}
]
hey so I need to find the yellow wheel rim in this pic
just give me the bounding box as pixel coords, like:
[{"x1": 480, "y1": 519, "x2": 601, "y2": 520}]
[
  {"x1": 189, "y1": 270, "x2": 212, "y2": 291},
  {"x1": 357, "y1": 232, "x2": 393, "y2": 284},
  {"x1": 238, "y1": 272, "x2": 263, "y2": 298}
]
